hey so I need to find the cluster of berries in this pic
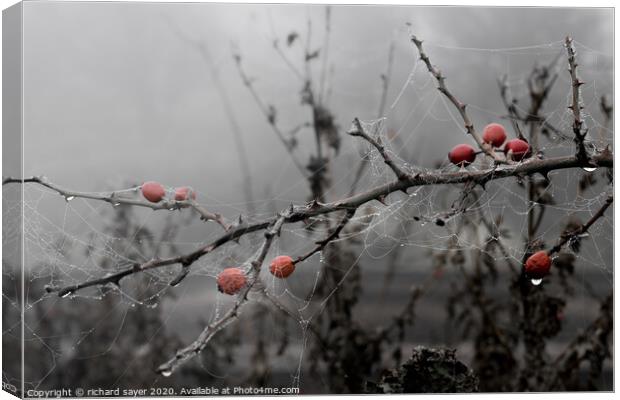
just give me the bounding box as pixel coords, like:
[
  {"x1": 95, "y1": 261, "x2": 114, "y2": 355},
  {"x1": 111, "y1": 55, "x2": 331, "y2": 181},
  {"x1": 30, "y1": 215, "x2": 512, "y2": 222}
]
[
  {"x1": 448, "y1": 123, "x2": 530, "y2": 166},
  {"x1": 216, "y1": 255, "x2": 296, "y2": 295},
  {"x1": 141, "y1": 181, "x2": 197, "y2": 203}
]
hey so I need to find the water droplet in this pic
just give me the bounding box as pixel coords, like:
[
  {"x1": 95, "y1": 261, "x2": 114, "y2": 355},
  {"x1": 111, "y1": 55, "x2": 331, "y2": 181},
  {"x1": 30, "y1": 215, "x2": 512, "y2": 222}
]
[
  {"x1": 530, "y1": 278, "x2": 543, "y2": 286},
  {"x1": 582, "y1": 167, "x2": 597, "y2": 172},
  {"x1": 60, "y1": 291, "x2": 73, "y2": 298},
  {"x1": 113, "y1": 202, "x2": 121, "y2": 207},
  {"x1": 64, "y1": 195, "x2": 75, "y2": 202},
  {"x1": 161, "y1": 370, "x2": 172, "y2": 377}
]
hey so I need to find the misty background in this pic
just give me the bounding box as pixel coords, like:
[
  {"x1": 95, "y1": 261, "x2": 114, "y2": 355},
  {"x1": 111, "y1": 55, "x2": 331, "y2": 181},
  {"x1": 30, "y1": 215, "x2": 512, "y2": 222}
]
[{"x1": 4, "y1": 2, "x2": 614, "y2": 393}]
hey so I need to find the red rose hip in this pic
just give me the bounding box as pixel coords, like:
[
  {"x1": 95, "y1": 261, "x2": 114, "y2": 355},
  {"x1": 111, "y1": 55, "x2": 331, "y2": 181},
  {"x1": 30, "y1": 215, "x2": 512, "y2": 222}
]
[
  {"x1": 141, "y1": 181, "x2": 166, "y2": 203},
  {"x1": 482, "y1": 123, "x2": 507, "y2": 147},
  {"x1": 448, "y1": 144, "x2": 477, "y2": 166},
  {"x1": 270, "y1": 255, "x2": 296, "y2": 279},
  {"x1": 504, "y1": 139, "x2": 530, "y2": 161},
  {"x1": 174, "y1": 187, "x2": 197, "y2": 201},
  {"x1": 525, "y1": 251, "x2": 552, "y2": 279},
  {"x1": 217, "y1": 267, "x2": 247, "y2": 295}
]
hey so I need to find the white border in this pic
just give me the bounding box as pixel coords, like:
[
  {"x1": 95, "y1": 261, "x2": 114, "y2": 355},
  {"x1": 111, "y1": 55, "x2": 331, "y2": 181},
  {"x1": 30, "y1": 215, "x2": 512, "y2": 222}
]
[{"x1": 0, "y1": 2, "x2": 616, "y2": 400}]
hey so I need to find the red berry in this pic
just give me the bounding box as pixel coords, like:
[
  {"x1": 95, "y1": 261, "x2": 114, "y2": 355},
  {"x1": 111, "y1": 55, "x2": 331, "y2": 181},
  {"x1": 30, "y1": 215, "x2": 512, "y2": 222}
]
[
  {"x1": 216, "y1": 267, "x2": 247, "y2": 295},
  {"x1": 525, "y1": 251, "x2": 552, "y2": 279},
  {"x1": 174, "y1": 187, "x2": 197, "y2": 201},
  {"x1": 141, "y1": 181, "x2": 166, "y2": 203},
  {"x1": 270, "y1": 255, "x2": 295, "y2": 279},
  {"x1": 504, "y1": 139, "x2": 530, "y2": 161},
  {"x1": 482, "y1": 123, "x2": 507, "y2": 147},
  {"x1": 448, "y1": 144, "x2": 477, "y2": 166}
]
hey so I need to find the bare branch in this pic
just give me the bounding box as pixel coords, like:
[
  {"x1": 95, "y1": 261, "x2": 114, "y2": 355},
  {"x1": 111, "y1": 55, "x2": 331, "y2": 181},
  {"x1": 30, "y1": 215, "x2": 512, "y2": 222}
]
[
  {"x1": 498, "y1": 75, "x2": 526, "y2": 140},
  {"x1": 565, "y1": 36, "x2": 589, "y2": 160},
  {"x1": 597, "y1": 95, "x2": 612, "y2": 146},
  {"x1": 15, "y1": 148, "x2": 610, "y2": 298},
  {"x1": 548, "y1": 194, "x2": 613, "y2": 255},
  {"x1": 272, "y1": 39, "x2": 305, "y2": 81},
  {"x1": 318, "y1": 6, "x2": 332, "y2": 104},
  {"x1": 348, "y1": 118, "x2": 409, "y2": 182},
  {"x1": 293, "y1": 208, "x2": 356, "y2": 264},
  {"x1": 156, "y1": 211, "x2": 289, "y2": 375},
  {"x1": 377, "y1": 38, "x2": 395, "y2": 118},
  {"x1": 232, "y1": 51, "x2": 309, "y2": 178},
  {"x1": 348, "y1": 39, "x2": 396, "y2": 196},
  {"x1": 2, "y1": 176, "x2": 230, "y2": 230},
  {"x1": 411, "y1": 34, "x2": 504, "y2": 163}
]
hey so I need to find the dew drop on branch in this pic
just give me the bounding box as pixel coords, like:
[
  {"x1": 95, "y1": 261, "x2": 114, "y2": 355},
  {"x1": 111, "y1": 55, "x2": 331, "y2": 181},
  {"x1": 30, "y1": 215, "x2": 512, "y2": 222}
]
[
  {"x1": 530, "y1": 278, "x2": 543, "y2": 286},
  {"x1": 582, "y1": 167, "x2": 597, "y2": 172}
]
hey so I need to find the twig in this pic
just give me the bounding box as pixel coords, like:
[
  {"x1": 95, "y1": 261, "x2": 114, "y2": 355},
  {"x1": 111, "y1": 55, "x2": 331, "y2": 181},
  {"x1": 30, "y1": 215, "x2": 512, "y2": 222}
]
[
  {"x1": 348, "y1": 39, "x2": 396, "y2": 196},
  {"x1": 377, "y1": 38, "x2": 395, "y2": 118},
  {"x1": 548, "y1": 195, "x2": 613, "y2": 255},
  {"x1": 411, "y1": 34, "x2": 504, "y2": 163},
  {"x1": 550, "y1": 293, "x2": 612, "y2": 389},
  {"x1": 498, "y1": 75, "x2": 524, "y2": 137},
  {"x1": 14, "y1": 149, "x2": 611, "y2": 297},
  {"x1": 318, "y1": 6, "x2": 332, "y2": 104},
  {"x1": 293, "y1": 209, "x2": 356, "y2": 264},
  {"x1": 348, "y1": 118, "x2": 408, "y2": 182},
  {"x1": 565, "y1": 36, "x2": 589, "y2": 161},
  {"x1": 597, "y1": 95, "x2": 612, "y2": 147},
  {"x1": 2, "y1": 176, "x2": 230, "y2": 231},
  {"x1": 272, "y1": 40, "x2": 305, "y2": 81},
  {"x1": 167, "y1": 22, "x2": 257, "y2": 213},
  {"x1": 232, "y1": 52, "x2": 309, "y2": 178},
  {"x1": 156, "y1": 211, "x2": 288, "y2": 375}
]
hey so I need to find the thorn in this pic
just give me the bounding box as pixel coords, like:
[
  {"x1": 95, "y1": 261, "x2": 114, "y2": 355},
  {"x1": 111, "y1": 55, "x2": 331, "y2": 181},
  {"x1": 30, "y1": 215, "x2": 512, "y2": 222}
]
[{"x1": 308, "y1": 199, "x2": 321, "y2": 210}]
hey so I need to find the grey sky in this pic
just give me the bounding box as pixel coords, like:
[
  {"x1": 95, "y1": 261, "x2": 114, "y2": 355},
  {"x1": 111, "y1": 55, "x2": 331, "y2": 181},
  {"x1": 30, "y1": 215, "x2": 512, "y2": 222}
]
[{"x1": 22, "y1": 3, "x2": 612, "y2": 207}]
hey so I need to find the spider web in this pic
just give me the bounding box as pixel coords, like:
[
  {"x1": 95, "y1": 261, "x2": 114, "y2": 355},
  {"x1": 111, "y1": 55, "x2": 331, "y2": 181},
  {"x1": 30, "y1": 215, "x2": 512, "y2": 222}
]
[{"x1": 2, "y1": 23, "x2": 613, "y2": 395}]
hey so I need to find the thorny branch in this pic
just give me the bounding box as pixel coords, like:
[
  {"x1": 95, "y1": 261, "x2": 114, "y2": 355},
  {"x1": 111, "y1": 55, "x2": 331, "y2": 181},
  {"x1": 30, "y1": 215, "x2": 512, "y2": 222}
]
[
  {"x1": 348, "y1": 118, "x2": 409, "y2": 182},
  {"x1": 548, "y1": 194, "x2": 613, "y2": 255},
  {"x1": 565, "y1": 36, "x2": 589, "y2": 161},
  {"x1": 156, "y1": 211, "x2": 289, "y2": 375},
  {"x1": 2, "y1": 176, "x2": 230, "y2": 231},
  {"x1": 349, "y1": 40, "x2": 396, "y2": 196},
  {"x1": 411, "y1": 34, "x2": 504, "y2": 163},
  {"x1": 7, "y1": 149, "x2": 612, "y2": 299},
  {"x1": 5, "y1": 31, "x2": 614, "y2": 380},
  {"x1": 293, "y1": 208, "x2": 356, "y2": 264}
]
